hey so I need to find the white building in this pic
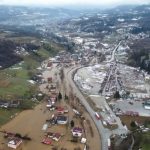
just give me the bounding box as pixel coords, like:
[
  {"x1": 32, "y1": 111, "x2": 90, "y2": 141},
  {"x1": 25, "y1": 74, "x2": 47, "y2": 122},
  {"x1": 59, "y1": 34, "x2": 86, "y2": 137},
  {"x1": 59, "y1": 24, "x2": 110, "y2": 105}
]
[
  {"x1": 72, "y1": 127, "x2": 83, "y2": 137},
  {"x1": 8, "y1": 138, "x2": 22, "y2": 149},
  {"x1": 56, "y1": 115, "x2": 68, "y2": 125},
  {"x1": 144, "y1": 100, "x2": 150, "y2": 110}
]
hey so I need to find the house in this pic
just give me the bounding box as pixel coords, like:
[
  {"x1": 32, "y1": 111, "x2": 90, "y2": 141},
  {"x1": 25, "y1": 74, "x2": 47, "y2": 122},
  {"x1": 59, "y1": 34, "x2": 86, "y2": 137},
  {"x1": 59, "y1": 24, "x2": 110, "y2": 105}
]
[
  {"x1": 42, "y1": 138, "x2": 52, "y2": 145},
  {"x1": 57, "y1": 107, "x2": 64, "y2": 114},
  {"x1": 56, "y1": 115, "x2": 68, "y2": 125},
  {"x1": 47, "y1": 132, "x2": 54, "y2": 138},
  {"x1": 52, "y1": 133, "x2": 61, "y2": 141},
  {"x1": 144, "y1": 100, "x2": 150, "y2": 110},
  {"x1": 125, "y1": 111, "x2": 139, "y2": 116},
  {"x1": 46, "y1": 101, "x2": 52, "y2": 108},
  {"x1": 47, "y1": 62, "x2": 52, "y2": 68},
  {"x1": 0, "y1": 100, "x2": 10, "y2": 108},
  {"x1": 47, "y1": 77, "x2": 52, "y2": 82},
  {"x1": 72, "y1": 127, "x2": 83, "y2": 137},
  {"x1": 49, "y1": 84, "x2": 57, "y2": 92},
  {"x1": 71, "y1": 54, "x2": 79, "y2": 61},
  {"x1": 0, "y1": 100, "x2": 20, "y2": 108},
  {"x1": 10, "y1": 101, "x2": 20, "y2": 108},
  {"x1": 47, "y1": 132, "x2": 62, "y2": 141},
  {"x1": 64, "y1": 106, "x2": 69, "y2": 113},
  {"x1": 50, "y1": 95, "x2": 57, "y2": 104},
  {"x1": 8, "y1": 138, "x2": 22, "y2": 149}
]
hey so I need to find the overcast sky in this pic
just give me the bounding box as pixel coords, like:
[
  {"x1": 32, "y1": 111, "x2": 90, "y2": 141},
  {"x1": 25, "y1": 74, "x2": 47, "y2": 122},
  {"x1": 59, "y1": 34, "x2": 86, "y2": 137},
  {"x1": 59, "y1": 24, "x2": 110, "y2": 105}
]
[{"x1": 0, "y1": 0, "x2": 149, "y2": 6}]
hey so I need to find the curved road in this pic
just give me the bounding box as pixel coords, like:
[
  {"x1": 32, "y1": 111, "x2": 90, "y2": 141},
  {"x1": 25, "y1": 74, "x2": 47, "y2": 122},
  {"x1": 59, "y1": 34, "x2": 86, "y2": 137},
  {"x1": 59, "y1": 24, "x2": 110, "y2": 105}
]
[{"x1": 65, "y1": 66, "x2": 109, "y2": 150}]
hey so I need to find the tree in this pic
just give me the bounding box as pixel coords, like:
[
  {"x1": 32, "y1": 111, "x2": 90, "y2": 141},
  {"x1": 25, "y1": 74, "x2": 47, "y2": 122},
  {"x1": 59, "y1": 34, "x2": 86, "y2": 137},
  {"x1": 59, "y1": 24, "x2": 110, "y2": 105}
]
[
  {"x1": 130, "y1": 121, "x2": 136, "y2": 127},
  {"x1": 70, "y1": 120, "x2": 75, "y2": 128},
  {"x1": 58, "y1": 92, "x2": 62, "y2": 100},
  {"x1": 130, "y1": 121, "x2": 137, "y2": 130},
  {"x1": 64, "y1": 94, "x2": 68, "y2": 100},
  {"x1": 114, "y1": 91, "x2": 121, "y2": 99},
  {"x1": 126, "y1": 91, "x2": 130, "y2": 96},
  {"x1": 60, "y1": 69, "x2": 64, "y2": 81}
]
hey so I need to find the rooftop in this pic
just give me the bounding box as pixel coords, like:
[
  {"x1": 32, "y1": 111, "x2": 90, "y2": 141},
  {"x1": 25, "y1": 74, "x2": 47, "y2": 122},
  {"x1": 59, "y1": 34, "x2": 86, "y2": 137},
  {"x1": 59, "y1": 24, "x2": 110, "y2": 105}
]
[{"x1": 8, "y1": 138, "x2": 22, "y2": 145}]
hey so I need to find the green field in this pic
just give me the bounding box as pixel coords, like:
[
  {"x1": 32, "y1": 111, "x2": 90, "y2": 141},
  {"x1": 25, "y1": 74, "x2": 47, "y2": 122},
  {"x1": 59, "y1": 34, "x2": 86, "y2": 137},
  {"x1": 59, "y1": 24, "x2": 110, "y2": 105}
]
[
  {"x1": 141, "y1": 133, "x2": 150, "y2": 150},
  {"x1": 0, "y1": 58, "x2": 39, "y2": 126},
  {"x1": 37, "y1": 48, "x2": 51, "y2": 59},
  {"x1": 0, "y1": 108, "x2": 21, "y2": 126},
  {"x1": 0, "y1": 63, "x2": 37, "y2": 99},
  {"x1": 142, "y1": 145, "x2": 150, "y2": 150}
]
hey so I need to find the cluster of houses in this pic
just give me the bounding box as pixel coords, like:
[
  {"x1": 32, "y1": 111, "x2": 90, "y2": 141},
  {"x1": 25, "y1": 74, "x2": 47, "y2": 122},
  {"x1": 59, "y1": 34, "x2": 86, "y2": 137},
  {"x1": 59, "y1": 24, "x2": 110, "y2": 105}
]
[
  {"x1": 42, "y1": 126, "x2": 85, "y2": 144},
  {"x1": 42, "y1": 92, "x2": 86, "y2": 146},
  {"x1": 40, "y1": 60, "x2": 87, "y2": 147},
  {"x1": 0, "y1": 100, "x2": 20, "y2": 108},
  {"x1": 42, "y1": 103, "x2": 85, "y2": 145},
  {"x1": 124, "y1": 111, "x2": 139, "y2": 116}
]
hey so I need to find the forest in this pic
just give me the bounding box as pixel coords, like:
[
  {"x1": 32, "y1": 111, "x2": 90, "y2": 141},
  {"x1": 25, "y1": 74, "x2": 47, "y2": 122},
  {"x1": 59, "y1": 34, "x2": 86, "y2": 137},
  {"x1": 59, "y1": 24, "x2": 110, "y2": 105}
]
[{"x1": 128, "y1": 39, "x2": 150, "y2": 73}]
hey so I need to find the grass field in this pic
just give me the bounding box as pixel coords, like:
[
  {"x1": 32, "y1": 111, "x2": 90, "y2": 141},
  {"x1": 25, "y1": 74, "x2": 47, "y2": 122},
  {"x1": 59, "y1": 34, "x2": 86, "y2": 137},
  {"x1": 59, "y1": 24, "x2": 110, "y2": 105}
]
[
  {"x1": 119, "y1": 116, "x2": 150, "y2": 150},
  {"x1": 0, "y1": 63, "x2": 36, "y2": 98},
  {"x1": 0, "y1": 63, "x2": 38, "y2": 126},
  {"x1": 0, "y1": 78, "x2": 32, "y2": 98},
  {"x1": 0, "y1": 108, "x2": 21, "y2": 126},
  {"x1": 142, "y1": 144, "x2": 150, "y2": 150},
  {"x1": 37, "y1": 48, "x2": 51, "y2": 59},
  {"x1": 141, "y1": 133, "x2": 150, "y2": 150}
]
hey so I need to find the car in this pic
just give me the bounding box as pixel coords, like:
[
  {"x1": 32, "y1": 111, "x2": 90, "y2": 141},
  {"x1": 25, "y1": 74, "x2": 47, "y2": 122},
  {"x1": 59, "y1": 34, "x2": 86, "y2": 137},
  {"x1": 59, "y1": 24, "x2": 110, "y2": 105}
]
[
  {"x1": 95, "y1": 112, "x2": 101, "y2": 120},
  {"x1": 129, "y1": 101, "x2": 133, "y2": 105}
]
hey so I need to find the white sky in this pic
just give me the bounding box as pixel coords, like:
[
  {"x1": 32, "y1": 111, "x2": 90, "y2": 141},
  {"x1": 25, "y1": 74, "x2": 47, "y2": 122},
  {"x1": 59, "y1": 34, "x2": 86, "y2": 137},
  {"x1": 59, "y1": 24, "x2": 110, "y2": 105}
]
[{"x1": 0, "y1": 0, "x2": 149, "y2": 6}]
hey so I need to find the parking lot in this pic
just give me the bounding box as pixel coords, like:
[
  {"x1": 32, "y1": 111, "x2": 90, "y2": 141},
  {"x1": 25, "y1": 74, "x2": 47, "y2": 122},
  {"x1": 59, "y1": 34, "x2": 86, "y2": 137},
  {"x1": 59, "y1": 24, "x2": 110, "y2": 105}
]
[{"x1": 110, "y1": 99, "x2": 150, "y2": 117}]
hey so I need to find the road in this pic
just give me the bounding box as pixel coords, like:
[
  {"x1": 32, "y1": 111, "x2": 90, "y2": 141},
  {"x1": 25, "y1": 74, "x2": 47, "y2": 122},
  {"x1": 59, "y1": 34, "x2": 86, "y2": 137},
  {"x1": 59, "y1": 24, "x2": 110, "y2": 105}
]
[
  {"x1": 108, "y1": 41, "x2": 121, "y2": 63},
  {"x1": 64, "y1": 66, "x2": 110, "y2": 150},
  {"x1": 102, "y1": 42, "x2": 123, "y2": 95}
]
